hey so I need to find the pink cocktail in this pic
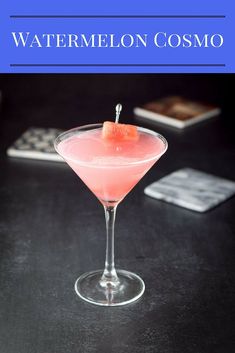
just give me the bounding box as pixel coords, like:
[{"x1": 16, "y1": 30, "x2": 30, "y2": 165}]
[
  {"x1": 55, "y1": 123, "x2": 167, "y2": 306},
  {"x1": 58, "y1": 127, "x2": 166, "y2": 206}
]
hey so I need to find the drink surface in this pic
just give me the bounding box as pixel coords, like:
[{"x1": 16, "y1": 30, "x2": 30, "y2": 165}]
[{"x1": 58, "y1": 127, "x2": 165, "y2": 205}]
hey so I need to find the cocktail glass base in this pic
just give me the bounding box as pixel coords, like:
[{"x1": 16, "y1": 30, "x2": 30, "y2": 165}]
[{"x1": 75, "y1": 269, "x2": 145, "y2": 306}]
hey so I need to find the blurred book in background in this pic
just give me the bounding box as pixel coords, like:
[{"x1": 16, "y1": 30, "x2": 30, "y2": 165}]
[
  {"x1": 7, "y1": 127, "x2": 64, "y2": 162},
  {"x1": 134, "y1": 96, "x2": 221, "y2": 129}
]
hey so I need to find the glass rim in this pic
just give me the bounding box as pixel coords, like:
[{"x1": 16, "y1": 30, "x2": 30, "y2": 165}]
[{"x1": 54, "y1": 123, "x2": 168, "y2": 167}]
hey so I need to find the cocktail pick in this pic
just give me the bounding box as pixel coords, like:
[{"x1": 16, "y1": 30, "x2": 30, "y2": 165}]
[{"x1": 115, "y1": 103, "x2": 122, "y2": 123}]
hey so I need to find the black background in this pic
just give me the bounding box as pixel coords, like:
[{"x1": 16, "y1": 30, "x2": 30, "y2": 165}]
[
  {"x1": 0, "y1": 74, "x2": 231, "y2": 129},
  {"x1": 0, "y1": 74, "x2": 234, "y2": 353}
]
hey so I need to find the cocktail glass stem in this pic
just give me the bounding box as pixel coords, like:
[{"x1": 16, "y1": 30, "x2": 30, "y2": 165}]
[{"x1": 100, "y1": 205, "x2": 120, "y2": 287}]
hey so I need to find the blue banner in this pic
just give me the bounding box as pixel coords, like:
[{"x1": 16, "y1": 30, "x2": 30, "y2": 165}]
[{"x1": 0, "y1": 1, "x2": 234, "y2": 73}]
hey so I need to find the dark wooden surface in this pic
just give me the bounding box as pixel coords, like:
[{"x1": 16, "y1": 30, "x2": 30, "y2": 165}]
[{"x1": 0, "y1": 75, "x2": 234, "y2": 353}]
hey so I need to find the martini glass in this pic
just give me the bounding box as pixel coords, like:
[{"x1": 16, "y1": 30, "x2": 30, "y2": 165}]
[{"x1": 54, "y1": 123, "x2": 167, "y2": 306}]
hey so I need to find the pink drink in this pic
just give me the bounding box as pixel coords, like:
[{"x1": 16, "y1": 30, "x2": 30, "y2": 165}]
[
  {"x1": 55, "y1": 123, "x2": 168, "y2": 306},
  {"x1": 58, "y1": 127, "x2": 165, "y2": 205}
]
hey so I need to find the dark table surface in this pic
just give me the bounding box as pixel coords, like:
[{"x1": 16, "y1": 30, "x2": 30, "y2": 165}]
[{"x1": 0, "y1": 113, "x2": 235, "y2": 353}]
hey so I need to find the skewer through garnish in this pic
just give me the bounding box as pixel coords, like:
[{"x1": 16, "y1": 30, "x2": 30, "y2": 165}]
[{"x1": 102, "y1": 103, "x2": 139, "y2": 141}]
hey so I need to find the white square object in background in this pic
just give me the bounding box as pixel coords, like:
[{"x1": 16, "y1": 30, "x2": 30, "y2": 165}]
[
  {"x1": 7, "y1": 127, "x2": 64, "y2": 162},
  {"x1": 144, "y1": 168, "x2": 235, "y2": 212}
]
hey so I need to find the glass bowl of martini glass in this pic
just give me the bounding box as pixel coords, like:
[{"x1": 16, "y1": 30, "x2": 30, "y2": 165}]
[{"x1": 54, "y1": 106, "x2": 168, "y2": 306}]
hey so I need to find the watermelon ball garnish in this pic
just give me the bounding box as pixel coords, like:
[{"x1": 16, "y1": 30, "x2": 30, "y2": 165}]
[{"x1": 102, "y1": 103, "x2": 139, "y2": 141}]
